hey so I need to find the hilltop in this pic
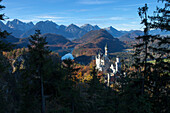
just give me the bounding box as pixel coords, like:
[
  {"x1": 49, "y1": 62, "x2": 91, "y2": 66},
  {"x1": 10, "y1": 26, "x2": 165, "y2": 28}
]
[{"x1": 72, "y1": 29, "x2": 125, "y2": 57}]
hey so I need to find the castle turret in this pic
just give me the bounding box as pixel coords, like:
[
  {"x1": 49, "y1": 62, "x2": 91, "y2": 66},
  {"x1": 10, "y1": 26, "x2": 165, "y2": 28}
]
[
  {"x1": 105, "y1": 43, "x2": 108, "y2": 56},
  {"x1": 115, "y1": 57, "x2": 120, "y2": 72},
  {"x1": 116, "y1": 57, "x2": 119, "y2": 63},
  {"x1": 96, "y1": 52, "x2": 102, "y2": 71}
]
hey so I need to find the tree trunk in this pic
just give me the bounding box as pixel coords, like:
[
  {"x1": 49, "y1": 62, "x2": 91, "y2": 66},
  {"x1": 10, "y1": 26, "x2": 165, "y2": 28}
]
[{"x1": 39, "y1": 64, "x2": 45, "y2": 113}]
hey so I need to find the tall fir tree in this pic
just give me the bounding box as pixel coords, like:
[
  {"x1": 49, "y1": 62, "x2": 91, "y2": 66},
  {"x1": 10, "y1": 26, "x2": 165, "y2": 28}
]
[
  {"x1": 86, "y1": 66, "x2": 105, "y2": 113},
  {"x1": 0, "y1": 0, "x2": 11, "y2": 72},
  {"x1": 147, "y1": 0, "x2": 170, "y2": 112},
  {"x1": 27, "y1": 30, "x2": 51, "y2": 113},
  {"x1": 0, "y1": 1, "x2": 17, "y2": 113},
  {"x1": 149, "y1": 0, "x2": 170, "y2": 31},
  {"x1": 59, "y1": 58, "x2": 82, "y2": 113},
  {"x1": 131, "y1": 1, "x2": 169, "y2": 113}
]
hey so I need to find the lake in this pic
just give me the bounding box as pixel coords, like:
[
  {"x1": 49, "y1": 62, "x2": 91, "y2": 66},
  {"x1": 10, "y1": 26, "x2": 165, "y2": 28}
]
[{"x1": 61, "y1": 53, "x2": 74, "y2": 60}]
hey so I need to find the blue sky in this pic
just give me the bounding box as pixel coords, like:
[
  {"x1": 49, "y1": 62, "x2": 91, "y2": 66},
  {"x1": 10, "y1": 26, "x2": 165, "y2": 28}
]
[{"x1": 1, "y1": 0, "x2": 164, "y2": 30}]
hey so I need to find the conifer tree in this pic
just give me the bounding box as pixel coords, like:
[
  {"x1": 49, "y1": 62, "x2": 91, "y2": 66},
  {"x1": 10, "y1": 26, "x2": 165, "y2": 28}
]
[
  {"x1": 101, "y1": 87, "x2": 118, "y2": 113},
  {"x1": 0, "y1": 0, "x2": 11, "y2": 71},
  {"x1": 149, "y1": 0, "x2": 170, "y2": 31},
  {"x1": 0, "y1": 0, "x2": 13, "y2": 54},
  {"x1": 27, "y1": 30, "x2": 51, "y2": 113},
  {"x1": 146, "y1": 1, "x2": 170, "y2": 112},
  {"x1": 60, "y1": 58, "x2": 82, "y2": 113},
  {"x1": 117, "y1": 3, "x2": 155, "y2": 113},
  {"x1": 118, "y1": 77, "x2": 152, "y2": 113},
  {"x1": 134, "y1": 4, "x2": 154, "y2": 95},
  {"x1": 131, "y1": 1, "x2": 169, "y2": 113},
  {"x1": 86, "y1": 66, "x2": 105, "y2": 113},
  {"x1": 0, "y1": 1, "x2": 18, "y2": 112},
  {"x1": 0, "y1": 0, "x2": 5, "y2": 20}
]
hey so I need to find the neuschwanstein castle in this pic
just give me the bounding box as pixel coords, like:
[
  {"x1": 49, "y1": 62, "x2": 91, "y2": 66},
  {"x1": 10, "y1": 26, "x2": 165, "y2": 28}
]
[
  {"x1": 96, "y1": 44, "x2": 121, "y2": 85},
  {"x1": 96, "y1": 44, "x2": 121, "y2": 74}
]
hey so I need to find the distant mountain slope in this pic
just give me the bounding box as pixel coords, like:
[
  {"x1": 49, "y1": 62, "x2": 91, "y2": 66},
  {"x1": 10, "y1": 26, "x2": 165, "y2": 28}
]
[
  {"x1": 76, "y1": 29, "x2": 115, "y2": 43},
  {"x1": 65, "y1": 24, "x2": 87, "y2": 39},
  {"x1": 119, "y1": 30, "x2": 143, "y2": 41},
  {"x1": 73, "y1": 29, "x2": 125, "y2": 57},
  {"x1": 0, "y1": 21, "x2": 11, "y2": 31},
  {"x1": 0, "y1": 35, "x2": 19, "y2": 43},
  {"x1": 105, "y1": 26, "x2": 123, "y2": 37},
  {"x1": 118, "y1": 29, "x2": 170, "y2": 42},
  {"x1": 42, "y1": 33, "x2": 72, "y2": 45},
  {"x1": 149, "y1": 29, "x2": 170, "y2": 35},
  {"x1": 2, "y1": 33, "x2": 75, "y2": 51}
]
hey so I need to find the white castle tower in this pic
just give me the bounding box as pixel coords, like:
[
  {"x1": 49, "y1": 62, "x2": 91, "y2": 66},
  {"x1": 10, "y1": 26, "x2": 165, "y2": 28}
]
[
  {"x1": 105, "y1": 44, "x2": 108, "y2": 56},
  {"x1": 115, "y1": 57, "x2": 119, "y2": 72},
  {"x1": 96, "y1": 53, "x2": 102, "y2": 71}
]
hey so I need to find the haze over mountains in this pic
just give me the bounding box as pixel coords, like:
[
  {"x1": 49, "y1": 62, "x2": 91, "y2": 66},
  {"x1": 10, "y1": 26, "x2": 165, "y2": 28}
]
[{"x1": 1, "y1": 19, "x2": 169, "y2": 40}]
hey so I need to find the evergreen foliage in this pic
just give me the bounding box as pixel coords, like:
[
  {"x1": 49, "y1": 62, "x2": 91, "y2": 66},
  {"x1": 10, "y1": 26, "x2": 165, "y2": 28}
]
[
  {"x1": 149, "y1": 0, "x2": 170, "y2": 31},
  {"x1": 147, "y1": 1, "x2": 170, "y2": 112},
  {"x1": 0, "y1": 1, "x2": 16, "y2": 113},
  {"x1": 131, "y1": 1, "x2": 169, "y2": 113},
  {"x1": 26, "y1": 30, "x2": 51, "y2": 113}
]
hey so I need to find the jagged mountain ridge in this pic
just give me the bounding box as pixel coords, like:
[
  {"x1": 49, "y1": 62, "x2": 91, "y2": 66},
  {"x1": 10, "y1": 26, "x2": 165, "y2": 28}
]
[
  {"x1": 21, "y1": 20, "x2": 61, "y2": 38},
  {"x1": 6, "y1": 19, "x2": 34, "y2": 31},
  {"x1": 80, "y1": 24, "x2": 100, "y2": 32},
  {"x1": 0, "y1": 20, "x2": 24, "y2": 38},
  {"x1": 1, "y1": 19, "x2": 169, "y2": 40},
  {"x1": 0, "y1": 19, "x2": 102, "y2": 39}
]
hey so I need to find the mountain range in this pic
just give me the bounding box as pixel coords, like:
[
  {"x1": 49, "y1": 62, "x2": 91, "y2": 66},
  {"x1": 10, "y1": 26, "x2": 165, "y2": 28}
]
[
  {"x1": 1, "y1": 19, "x2": 170, "y2": 58},
  {"x1": 1, "y1": 29, "x2": 124, "y2": 57},
  {"x1": 1, "y1": 19, "x2": 169, "y2": 40}
]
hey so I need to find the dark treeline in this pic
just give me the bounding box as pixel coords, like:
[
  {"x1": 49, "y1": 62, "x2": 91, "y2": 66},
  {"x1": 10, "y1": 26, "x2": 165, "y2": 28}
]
[{"x1": 0, "y1": 0, "x2": 169, "y2": 113}]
